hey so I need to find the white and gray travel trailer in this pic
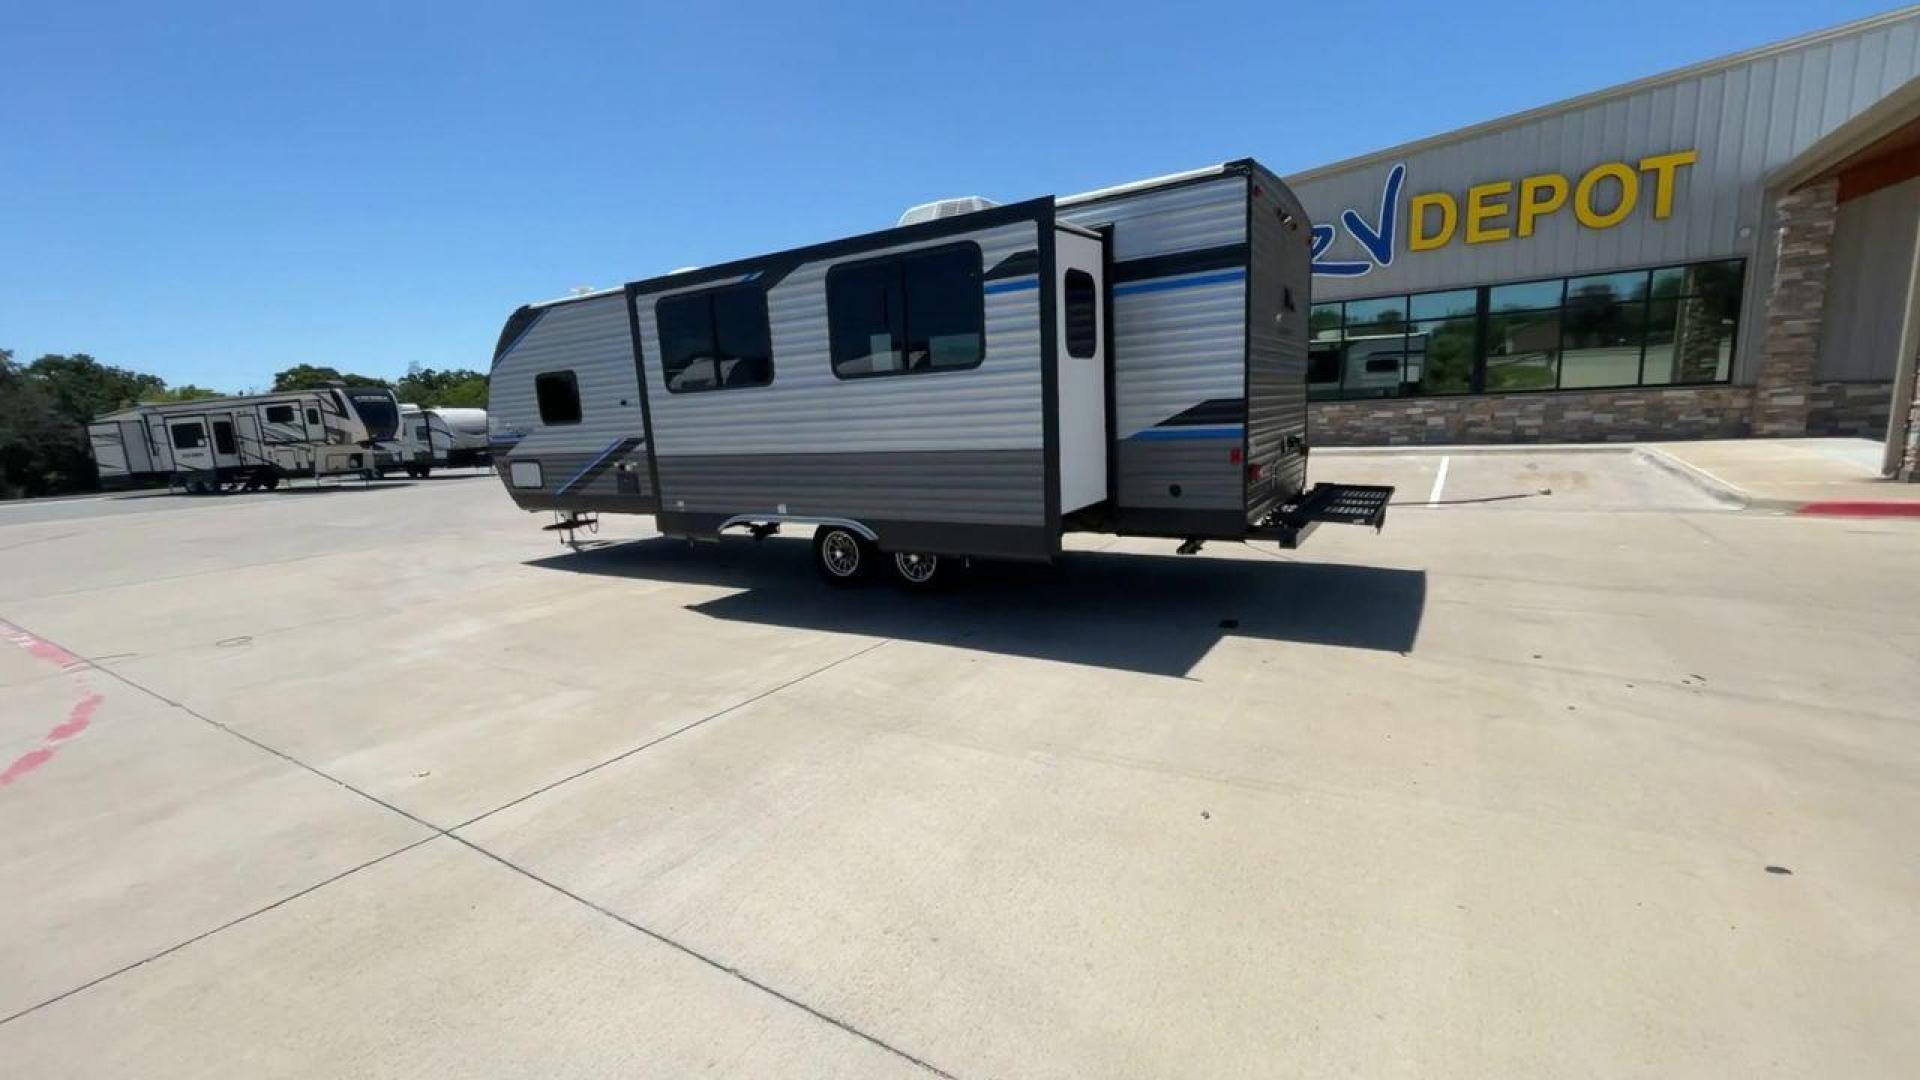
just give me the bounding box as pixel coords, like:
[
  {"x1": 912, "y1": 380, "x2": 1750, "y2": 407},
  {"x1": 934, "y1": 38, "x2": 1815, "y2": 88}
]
[
  {"x1": 89, "y1": 385, "x2": 403, "y2": 493},
  {"x1": 387, "y1": 405, "x2": 493, "y2": 477},
  {"x1": 487, "y1": 159, "x2": 1391, "y2": 585}
]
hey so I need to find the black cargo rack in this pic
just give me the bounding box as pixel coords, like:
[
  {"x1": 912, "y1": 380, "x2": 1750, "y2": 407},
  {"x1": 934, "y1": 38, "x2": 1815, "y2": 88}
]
[{"x1": 1250, "y1": 483, "x2": 1395, "y2": 549}]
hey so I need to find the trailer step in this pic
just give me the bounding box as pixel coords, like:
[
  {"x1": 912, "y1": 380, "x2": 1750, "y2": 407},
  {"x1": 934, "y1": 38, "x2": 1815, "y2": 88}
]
[{"x1": 1252, "y1": 483, "x2": 1395, "y2": 548}]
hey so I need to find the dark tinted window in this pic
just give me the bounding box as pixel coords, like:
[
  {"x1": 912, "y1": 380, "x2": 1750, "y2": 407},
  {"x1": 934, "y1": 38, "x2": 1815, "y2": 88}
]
[
  {"x1": 347, "y1": 392, "x2": 399, "y2": 440},
  {"x1": 535, "y1": 371, "x2": 582, "y2": 425},
  {"x1": 264, "y1": 404, "x2": 296, "y2": 424},
  {"x1": 211, "y1": 420, "x2": 236, "y2": 455},
  {"x1": 829, "y1": 243, "x2": 983, "y2": 378},
  {"x1": 306, "y1": 407, "x2": 320, "y2": 426},
  {"x1": 1064, "y1": 269, "x2": 1097, "y2": 359},
  {"x1": 171, "y1": 423, "x2": 205, "y2": 450},
  {"x1": 656, "y1": 284, "x2": 773, "y2": 393}
]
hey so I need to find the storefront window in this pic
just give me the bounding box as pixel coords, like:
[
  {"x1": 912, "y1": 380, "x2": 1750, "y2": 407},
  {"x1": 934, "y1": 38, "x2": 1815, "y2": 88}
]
[{"x1": 1311, "y1": 258, "x2": 1742, "y2": 400}]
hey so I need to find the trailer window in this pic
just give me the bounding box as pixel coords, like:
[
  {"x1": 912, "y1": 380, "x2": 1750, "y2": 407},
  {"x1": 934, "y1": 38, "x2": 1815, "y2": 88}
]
[
  {"x1": 656, "y1": 284, "x2": 773, "y2": 393},
  {"x1": 171, "y1": 424, "x2": 206, "y2": 450},
  {"x1": 535, "y1": 371, "x2": 582, "y2": 425},
  {"x1": 828, "y1": 242, "x2": 984, "y2": 378},
  {"x1": 306, "y1": 407, "x2": 321, "y2": 427},
  {"x1": 1064, "y1": 269, "x2": 1098, "y2": 359},
  {"x1": 264, "y1": 404, "x2": 296, "y2": 424},
  {"x1": 211, "y1": 420, "x2": 236, "y2": 455}
]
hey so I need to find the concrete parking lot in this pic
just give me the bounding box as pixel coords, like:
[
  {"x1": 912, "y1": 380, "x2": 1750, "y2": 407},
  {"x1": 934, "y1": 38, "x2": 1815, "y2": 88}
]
[{"x1": 2, "y1": 452, "x2": 1917, "y2": 1078}]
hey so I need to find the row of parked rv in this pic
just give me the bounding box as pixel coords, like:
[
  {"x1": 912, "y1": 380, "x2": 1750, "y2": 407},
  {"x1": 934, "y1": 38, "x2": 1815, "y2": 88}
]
[{"x1": 87, "y1": 386, "x2": 489, "y2": 494}]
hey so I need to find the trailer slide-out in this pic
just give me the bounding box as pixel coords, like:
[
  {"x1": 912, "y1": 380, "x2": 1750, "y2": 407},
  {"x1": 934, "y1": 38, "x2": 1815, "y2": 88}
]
[
  {"x1": 89, "y1": 385, "x2": 403, "y2": 494},
  {"x1": 487, "y1": 159, "x2": 1391, "y2": 587}
]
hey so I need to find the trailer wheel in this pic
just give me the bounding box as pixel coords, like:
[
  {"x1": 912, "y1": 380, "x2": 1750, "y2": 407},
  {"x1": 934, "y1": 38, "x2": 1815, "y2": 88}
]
[
  {"x1": 416, "y1": 465, "x2": 432, "y2": 479},
  {"x1": 888, "y1": 551, "x2": 948, "y2": 590},
  {"x1": 813, "y1": 525, "x2": 876, "y2": 587}
]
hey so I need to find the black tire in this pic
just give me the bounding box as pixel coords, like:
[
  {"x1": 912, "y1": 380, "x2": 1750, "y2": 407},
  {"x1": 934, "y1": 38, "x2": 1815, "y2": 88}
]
[
  {"x1": 416, "y1": 465, "x2": 431, "y2": 478},
  {"x1": 887, "y1": 551, "x2": 950, "y2": 590},
  {"x1": 261, "y1": 471, "x2": 281, "y2": 491},
  {"x1": 813, "y1": 525, "x2": 877, "y2": 587}
]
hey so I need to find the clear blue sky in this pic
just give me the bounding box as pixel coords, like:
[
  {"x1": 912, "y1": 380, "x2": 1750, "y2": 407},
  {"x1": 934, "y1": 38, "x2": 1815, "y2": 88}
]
[{"x1": 1, "y1": 1, "x2": 1905, "y2": 391}]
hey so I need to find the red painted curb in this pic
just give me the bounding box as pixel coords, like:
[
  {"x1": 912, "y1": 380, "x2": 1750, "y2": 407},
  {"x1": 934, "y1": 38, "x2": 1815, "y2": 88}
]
[{"x1": 1793, "y1": 501, "x2": 1920, "y2": 518}]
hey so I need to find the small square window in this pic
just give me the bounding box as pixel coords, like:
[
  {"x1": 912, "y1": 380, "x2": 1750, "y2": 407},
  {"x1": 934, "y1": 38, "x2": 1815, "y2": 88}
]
[{"x1": 535, "y1": 371, "x2": 582, "y2": 425}]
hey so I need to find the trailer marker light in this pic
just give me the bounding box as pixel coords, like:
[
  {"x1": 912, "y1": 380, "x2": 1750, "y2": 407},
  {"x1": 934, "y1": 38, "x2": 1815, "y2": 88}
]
[
  {"x1": 1229, "y1": 448, "x2": 1243, "y2": 464},
  {"x1": 1247, "y1": 462, "x2": 1264, "y2": 482}
]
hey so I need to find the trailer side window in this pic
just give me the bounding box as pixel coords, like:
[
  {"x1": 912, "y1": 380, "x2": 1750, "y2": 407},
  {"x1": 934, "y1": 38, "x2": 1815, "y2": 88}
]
[
  {"x1": 535, "y1": 371, "x2": 582, "y2": 425},
  {"x1": 264, "y1": 404, "x2": 296, "y2": 424},
  {"x1": 306, "y1": 407, "x2": 321, "y2": 426},
  {"x1": 211, "y1": 420, "x2": 236, "y2": 455},
  {"x1": 828, "y1": 242, "x2": 984, "y2": 378},
  {"x1": 656, "y1": 284, "x2": 773, "y2": 393},
  {"x1": 171, "y1": 424, "x2": 206, "y2": 450},
  {"x1": 1064, "y1": 269, "x2": 1098, "y2": 359}
]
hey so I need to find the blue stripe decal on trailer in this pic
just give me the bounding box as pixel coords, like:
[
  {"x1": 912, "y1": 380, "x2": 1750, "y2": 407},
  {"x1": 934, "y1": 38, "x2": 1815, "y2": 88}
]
[
  {"x1": 555, "y1": 438, "x2": 630, "y2": 494},
  {"x1": 1112, "y1": 268, "x2": 1246, "y2": 297},
  {"x1": 1127, "y1": 425, "x2": 1245, "y2": 441},
  {"x1": 983, "y1": 276, "x2": 1038, "y2": 295}
]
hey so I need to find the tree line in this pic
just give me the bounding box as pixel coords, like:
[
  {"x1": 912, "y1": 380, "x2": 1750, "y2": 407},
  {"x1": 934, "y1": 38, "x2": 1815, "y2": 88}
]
[{"x1": 0, "y1": 349, "x2": 488, "y2": 500}]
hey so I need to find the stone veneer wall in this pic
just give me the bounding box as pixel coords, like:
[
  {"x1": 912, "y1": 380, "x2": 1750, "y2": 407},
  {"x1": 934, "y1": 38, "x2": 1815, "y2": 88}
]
[
  {"x1": 1309, "y1": 385, "x2": 1754, "y2": 446},
  {"x1": 1751, "y1": 180, "x2": 1840, "y2": 436},
  {"x1": 1805, "y1": 381, "x2": 1894, "y2": 438}
]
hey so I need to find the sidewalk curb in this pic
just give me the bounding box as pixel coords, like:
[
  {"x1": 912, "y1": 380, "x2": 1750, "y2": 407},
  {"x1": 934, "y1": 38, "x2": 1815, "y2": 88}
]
[
  {"x1": 1631, "y1": 448, "x2": 1761, "y2": 510},
  {"x1": 1317, "y1": 443, "x2": 1636, "y2": 458}
]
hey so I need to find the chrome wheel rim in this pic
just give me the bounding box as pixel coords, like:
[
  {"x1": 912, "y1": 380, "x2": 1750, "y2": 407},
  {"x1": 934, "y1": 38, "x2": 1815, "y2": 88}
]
[
  {"x1": 894, "y1": 552, "x2": 938, "y2": 584},
  {"x1": 822, "y1": 531, "x2": 862, "y2": 577}
]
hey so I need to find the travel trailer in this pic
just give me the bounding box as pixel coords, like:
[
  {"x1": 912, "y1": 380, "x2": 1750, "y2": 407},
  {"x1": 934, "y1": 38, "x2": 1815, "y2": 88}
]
[
  {"x1": 387, "y1": 405, "x2": 493, "y2": 477},
  {"x1": 89, "y1": 385, "x2": 403, "y2": 493},
  {"x1": 487, "y1": 159, "x2": 1391, "y2": 586}
]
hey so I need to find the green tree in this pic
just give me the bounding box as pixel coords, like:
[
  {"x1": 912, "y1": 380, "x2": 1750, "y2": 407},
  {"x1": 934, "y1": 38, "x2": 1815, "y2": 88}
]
[
  {"x1": 149, "y1": 384, "x2": 223, "y2": 402},
  {"x1": 272, "y1": 364, "x2": 391, "y2": 391},
  {"x1": 394, "y1": 364, "x2": 488, "y2": 408}
]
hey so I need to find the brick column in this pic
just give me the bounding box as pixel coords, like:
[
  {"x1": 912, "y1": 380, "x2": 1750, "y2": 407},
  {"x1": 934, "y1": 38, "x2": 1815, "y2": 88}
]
[{"x1": 1751, "y1": 179, "x2": 1839, "y2": 437}]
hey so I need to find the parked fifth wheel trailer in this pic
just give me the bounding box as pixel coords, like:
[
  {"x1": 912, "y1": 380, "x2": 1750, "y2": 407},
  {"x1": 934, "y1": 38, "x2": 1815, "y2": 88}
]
[
  {"x1": 387, "y1": 405, "x2": 493, "y2": 477},
  {"x1": 486, "y1": 159, "x2": 1392, "y2": 586},
  {"x1": 89, "y1": 385, "x2": 403, "y2": 494}
]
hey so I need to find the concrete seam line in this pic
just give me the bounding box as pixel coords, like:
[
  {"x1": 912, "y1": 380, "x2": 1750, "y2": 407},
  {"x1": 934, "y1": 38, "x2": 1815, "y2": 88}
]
[
  {"x1": 0, "y1": 836, "x2": 439, "y2": 1028},
  {"x1": 0, "y1": 621, "x2": 938, "y2": 1073},
  {"x1": 448, "y1": 835, "x2": 960, "y2": 1080},
  {"x1": 450, "y1": 637, "x2": 895, "y2": 832}
]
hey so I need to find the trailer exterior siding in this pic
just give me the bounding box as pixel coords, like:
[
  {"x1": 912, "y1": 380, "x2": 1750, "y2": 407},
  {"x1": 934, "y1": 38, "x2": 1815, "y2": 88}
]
[
  {"x1": 1244, "y1": 166, "x2": 1313, "y2": 521},
  {"x1": 1060, "y1": 174, "x2": 1250, "y2": 518},
  {"x1": 489, "y1": 293, "x2": 655, "y2": 510},
  {"x1": 636, "y1": 219, "x2": 1049, "y2": 544}
]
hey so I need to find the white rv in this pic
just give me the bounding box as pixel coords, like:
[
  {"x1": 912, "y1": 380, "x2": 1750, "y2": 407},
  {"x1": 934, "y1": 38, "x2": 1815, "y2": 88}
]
[
  {"x1": 387, "y1": 405, "x2": 492, "y2": 477},
  {"x1": 487, "y1": 160, "x2": 1391, "y2": 586},
  {"x1": 89, "y1": 385, "x2": 403, "y2": 493}
]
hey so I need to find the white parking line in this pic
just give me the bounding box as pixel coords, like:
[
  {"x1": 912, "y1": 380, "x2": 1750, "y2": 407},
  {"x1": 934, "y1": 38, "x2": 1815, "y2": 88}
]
[{"x1": 1428, "y1": 455, "x2": 1451, "y2": 506}]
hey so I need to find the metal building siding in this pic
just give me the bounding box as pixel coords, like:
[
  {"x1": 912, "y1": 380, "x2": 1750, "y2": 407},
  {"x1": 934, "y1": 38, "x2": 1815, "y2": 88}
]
[
  {"x1": 1818, "y1": 177, "x2": 1920, "y2": 382},
  {"x1": 1290, "y1": 10, "x2": 1920, "y2": 303},
  {"x1": 638, "y1": 221, "x2": 1043, "y2": 457}
]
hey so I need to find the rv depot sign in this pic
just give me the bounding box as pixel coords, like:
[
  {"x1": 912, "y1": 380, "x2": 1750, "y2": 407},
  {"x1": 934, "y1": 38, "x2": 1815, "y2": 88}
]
[{"x1": 1310, "y1": 149, "x2": 1700, "y2": 277}]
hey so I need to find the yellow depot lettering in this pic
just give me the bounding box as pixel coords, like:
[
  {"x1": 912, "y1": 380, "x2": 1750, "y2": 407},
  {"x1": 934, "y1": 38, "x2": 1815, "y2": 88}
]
[
  {"x1": 1638, "y1": 149, "x2": 1698, "y2": 219},
  {"x1": 1575, "y1": 162, "x2": 1639, "y2": 229},
  {"x1": 1516, "y1": 173, "x2": 1569, "y2": 237},
  {"x1": 1408, "y1": 192, "x2": 1458, "y2": 251},
  {"x1": 1465, "y1": 182, "x2": 1513, "y2": 244}
]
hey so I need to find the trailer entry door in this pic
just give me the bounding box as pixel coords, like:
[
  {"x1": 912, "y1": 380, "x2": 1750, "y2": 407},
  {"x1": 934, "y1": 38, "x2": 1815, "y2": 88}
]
[
  {"x1": 166, "y1": 417, "x2": 215, "y2": 476},
  {"x1": 1054, "y1": 227, "x2": 1109, "y2": 514}
]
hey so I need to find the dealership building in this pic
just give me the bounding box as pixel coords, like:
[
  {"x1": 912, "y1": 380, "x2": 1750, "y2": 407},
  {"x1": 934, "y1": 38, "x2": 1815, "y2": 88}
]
[{"x1": 1287, "y1": 6, "x2": 1920, "y2": 478}]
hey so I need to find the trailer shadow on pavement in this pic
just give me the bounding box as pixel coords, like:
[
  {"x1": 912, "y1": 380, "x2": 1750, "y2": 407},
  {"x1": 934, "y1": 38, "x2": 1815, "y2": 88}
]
[{"x1": 528, "y1": 537, "x2": 1425, "y2": 678}]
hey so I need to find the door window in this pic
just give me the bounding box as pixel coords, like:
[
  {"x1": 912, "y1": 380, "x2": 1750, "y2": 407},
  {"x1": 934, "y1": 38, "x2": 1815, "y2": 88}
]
[
  {"x1": 1064, "y1": 269, "x2": 1098, "y2": 359},
  {"x1": 212, "y1": 420, "x2": 236, "y2": 455}
]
